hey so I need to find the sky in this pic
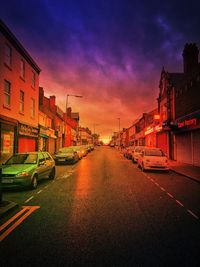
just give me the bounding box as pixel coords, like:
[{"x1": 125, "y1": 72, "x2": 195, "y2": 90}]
[{"x1": 1, "y1": 0, "x2": 200, "y2": 142}]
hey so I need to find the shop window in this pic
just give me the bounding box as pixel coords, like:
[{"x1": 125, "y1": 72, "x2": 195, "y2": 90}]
[
  {"x1": 0, "y1": 124, "x2": 14, "y2": 163},
  {"x1": 30, "y1": 98, "x2": 35, "y2": 118},
  {"x1": 20, "y1": 59, "x2": 25, "y2": 79},
  {"x1": 4, "y1": 80, "x2": 11, "y2": 107},
  {"x1": 20, "y1": 90, "x2": 24, "y2": 113},
  {"x1": 31, "y1": 71, "x2": 36, "y2": 88}
]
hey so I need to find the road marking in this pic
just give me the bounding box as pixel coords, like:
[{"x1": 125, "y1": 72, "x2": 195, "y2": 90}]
[
  {"x1": 175, "y1": 199, "x2": 184, "y2": 207},
  {"x1": 0, "y1": 206, "x2": 29, "y2": 232},
  {"x1": 37, "y1": 190, "x2": 43, "y2": 194},
  {"x1": 140, "y1": 171, "x2": 199, "y2": 221},
  {"x1": 167, "y1": 192, "x2": 173, "y2": 198},
  {"x1": 25, "y1": 196, "x2": 34, "y2": 203},
  {"x1": 187, "y1": 209, "x2": 199, "y2": 220},
  {"x1": 0, "y1": 206, "x2": 40, "y2": 242},
  {"x1": 44, "y1": 185, "x2": 49, "y2": 189}
]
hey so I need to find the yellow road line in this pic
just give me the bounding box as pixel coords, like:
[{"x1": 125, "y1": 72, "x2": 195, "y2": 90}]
[
  {"x1": 0, "y1": 206, "x2": 29, "y2": 232},
  {"x1": 0, "y1": 206, "x2": 40, "y2": 242}
]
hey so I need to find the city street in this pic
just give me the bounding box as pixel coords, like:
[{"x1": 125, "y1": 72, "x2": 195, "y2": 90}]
[{"x1": 0, "y1": 146, "x2": 200, "y2": 266}]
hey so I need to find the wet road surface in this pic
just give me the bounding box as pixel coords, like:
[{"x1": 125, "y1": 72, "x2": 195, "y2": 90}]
[{"x1": 1, "y1": 146, "x2": 200, "y2": 266}]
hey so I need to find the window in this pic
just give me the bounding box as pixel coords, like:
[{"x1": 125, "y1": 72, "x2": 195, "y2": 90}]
[
  {"x1": 31, "y1": 71, "x2": 36, "y2": 88},
  {"x1": 5, "y1": 44, "x2": 12, "y2": 67},
  {"x1": 20, "y1": 90, "x2": 24, "y2": 113},
  {"x1": 30, "y1": 98, "x2": 35, "y2": 118},
  {"x1": 4, "y1": 80, "x2": 11, "y2": 107},
  {"x1": 20, "y1": 59, "x2": 25, "y2": 79}
]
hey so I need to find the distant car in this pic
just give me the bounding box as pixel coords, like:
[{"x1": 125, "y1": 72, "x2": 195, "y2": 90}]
[
  {"x1": 1, "y1": 152, "x2": 55, "y2": 189},
  {"x1": 137, "y1": 147, "x2": 169, "y2": 172},
  {"x1": 131, "y1": 146, "x2": 145, "y2": 163},
  {"x1": 54, "y1": 147, "x2": 79, "y2": 164}
]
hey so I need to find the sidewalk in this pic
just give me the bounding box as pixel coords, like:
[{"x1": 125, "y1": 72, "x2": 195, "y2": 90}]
[{"x1": 169, "y1": 160, "x2": 200, "y2": 183}]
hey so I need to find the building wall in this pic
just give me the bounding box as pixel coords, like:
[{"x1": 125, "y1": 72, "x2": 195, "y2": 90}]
[{"x1": 0, "y1": 32, "x2": 39, "y2": 128}]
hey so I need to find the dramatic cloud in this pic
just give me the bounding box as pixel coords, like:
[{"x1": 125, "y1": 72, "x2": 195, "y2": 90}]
[{"x1": 1, "y1": 0, "x2": 200, "y2": 140}]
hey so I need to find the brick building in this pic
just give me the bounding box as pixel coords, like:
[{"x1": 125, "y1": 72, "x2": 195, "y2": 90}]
[{"x1": 0, "y1": 19, "x2": 41, "y2": 162}]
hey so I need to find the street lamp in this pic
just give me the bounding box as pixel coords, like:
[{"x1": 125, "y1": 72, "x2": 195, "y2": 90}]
[
  {"x1": 65, "y1": 94, "x2": 83, "y2": 146},
  {"x1": 66, "y1": 94, "x2": 83, "y2": 115}
]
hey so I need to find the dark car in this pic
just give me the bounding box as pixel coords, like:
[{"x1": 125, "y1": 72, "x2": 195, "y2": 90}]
[
  {"x1": 54, "y1": 147, "x2": 79, "y2": 164},
  {"x1": 1, "y1": 152, "x2": 55, "y2": 189}
]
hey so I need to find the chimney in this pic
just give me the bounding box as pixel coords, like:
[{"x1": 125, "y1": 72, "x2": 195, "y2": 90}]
[
  {"x1": 39, "y1": 87, "x2": 44, "y2": 106},
  {"x1": 182, "y1": 43, "x2": 199, "y2": 74},
  {"x1": 49, "y1": 95, "x2": 56, "y2": 111}
]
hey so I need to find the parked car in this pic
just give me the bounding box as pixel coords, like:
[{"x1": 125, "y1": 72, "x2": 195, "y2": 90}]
[
  {"x1": 1, "y1": 152, "x2": 55, "y2": 189},
  {"x1": 70, "y1": 146, "x2": 86, "y2": 159},
  {"x1": 124, "y1": 146, "x2": 134, "y2": 159},
  {"x1": 54, "y1": 147, "x2": 79, "y2": 164},
  {"x1": 131, "y1": 146, "x2": 145, "y2": 163},
  {"x1": 137, "y1": 147, "x2": 169, "y2": 172}
]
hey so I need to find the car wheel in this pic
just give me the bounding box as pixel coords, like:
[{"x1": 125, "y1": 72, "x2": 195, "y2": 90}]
[
  {"x1": 142, "y1": 163, "x2": 146, "y2": 172},
  {"x1": 49, "y1": 167, "x2": 55, "y2": 180},
  {"x1": 31, "y1": 175, "x2": 38, "y2": 189}
]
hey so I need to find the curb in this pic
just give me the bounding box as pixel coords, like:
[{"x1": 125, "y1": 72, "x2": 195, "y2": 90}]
[
  {"x1": 170, "y1": 168, "x2": 200, "y2": 184},
  {"x1": 0, "y1": 200, "x2": 19, "y2": 218}
]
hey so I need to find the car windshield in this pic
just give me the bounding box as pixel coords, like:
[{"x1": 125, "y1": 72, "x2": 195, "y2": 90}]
[
  {"x1": 145, "y1": 149, "x2": 164, "y2": 156},
  {"x1": 6, "y1": 154, "x2": 38, "y2": 164}
]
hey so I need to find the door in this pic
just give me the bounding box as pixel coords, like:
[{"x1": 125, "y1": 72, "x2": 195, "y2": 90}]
[
  {"x1": 193, "y1": 130, "x2": 200, "y2": 166},
  {"x1": 37, "y1": 153, "x2": 47, "y2": 179},
  {"x1": 176, "y1": 132, "x2": 192, "y2": 164}
]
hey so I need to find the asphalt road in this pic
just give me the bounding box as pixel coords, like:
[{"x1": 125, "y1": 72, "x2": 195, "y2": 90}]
[{"x1": 0, "y1": 146, "x2": 200, "y2": 266}]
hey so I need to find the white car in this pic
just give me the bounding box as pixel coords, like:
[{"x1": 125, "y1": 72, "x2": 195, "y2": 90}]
[
  {"x1": 131, "y1": 146, "x2": 145, "y2": 163},
  {"x1": 137, "y1": 147, "x2": 169, "y2": 172}
]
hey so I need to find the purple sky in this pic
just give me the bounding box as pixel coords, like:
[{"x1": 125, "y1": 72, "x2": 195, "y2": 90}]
[{"x1": 1, "y1": 0, "x2": 200, "y2": 142}]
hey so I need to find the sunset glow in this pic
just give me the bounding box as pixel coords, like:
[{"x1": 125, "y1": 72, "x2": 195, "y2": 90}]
[{"x1": 1, "y1": 1, "x2": 200, "y2": 140}]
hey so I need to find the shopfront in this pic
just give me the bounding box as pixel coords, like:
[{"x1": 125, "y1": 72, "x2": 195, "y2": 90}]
[
  {"x1": 18, "y1": 123, "x2": 38, "y2": 153},
  {"x1": 38, "y1": 125, "x2": 49, "y2": 152},
  {"x1": 144, "y1": 126, "x2": 157, "y2": 147},
  {"x1": 175, "y1": 112, "x2": 200, "y2": 166},
  {"x1": 0, "y1": 116, "x2": 17, "y2": 163},
  {"x1": 47, "y1": 128, "x2": 57, "y2": 155}
]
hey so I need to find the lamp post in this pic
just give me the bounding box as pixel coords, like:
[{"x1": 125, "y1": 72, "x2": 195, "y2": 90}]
[
  {"x1": 117, "y1": 118, "x2": 121, "y2": 147},
  {"x1": 66, "y1": 94, "x2": 83, "y2": 115},
  {"x1": 93, "y1": 124, "x2": 100, "y2": 145},
  {"x1": 65, "y1": 94, "x2": 82, "y2": 146}
]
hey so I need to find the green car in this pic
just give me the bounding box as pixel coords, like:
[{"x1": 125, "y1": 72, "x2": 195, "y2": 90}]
[{"x1": 1, "y1": 152, "x2": 55, "y2": 189}]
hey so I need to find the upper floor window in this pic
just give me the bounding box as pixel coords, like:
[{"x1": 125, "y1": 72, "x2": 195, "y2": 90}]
[
  {"x1": 20, "y1": 59, "x2": 25, "y2": 79},
  {"x1": 30, "y1": 98, "x2": 35, "y2": 118},
  {"x1": 5, "y1": 44, "x2": 12, "y2": 67},
  {"x1": 4, "y1": 80, "x2": 11, "y2": 107},
  {"x1": 19, "y1": 90, "x2": 24, "y2": 113},
  {"x1": 31, "y1": 71, "x2": 36, "y2": 88}
]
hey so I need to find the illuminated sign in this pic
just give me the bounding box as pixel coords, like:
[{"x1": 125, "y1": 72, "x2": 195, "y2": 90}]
[
  {"x1": 18, "y1": 123, "x2": 38, "y2": 137},
  {"x1": 178, "y1": 118, "x2": 197, "y2": 128},
  {"x1": 155, "y1": 125, "x2": 162, "y2": 132},
  {"x1": 144, "y1": 125, "x2": 163, "y2": 136},
  {"x1": 144, "y1": 127, "x2": 154, "y2": 136},
  {"x1": 154, "y1": 114, "x2": 160, "y2": 120}
]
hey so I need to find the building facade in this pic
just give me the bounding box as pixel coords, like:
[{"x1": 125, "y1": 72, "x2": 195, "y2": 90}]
[{"x1": 0, "y1": 20, "x2": 41, "y2": 162}]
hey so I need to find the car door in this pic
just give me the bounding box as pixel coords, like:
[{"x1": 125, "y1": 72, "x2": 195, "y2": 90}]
[
  {"x1": 43, "y1": 152, "x2": 54, "y2": 177},
  {"x1": 37, "y1": 153, "x2": 47, "y2": 180}
]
